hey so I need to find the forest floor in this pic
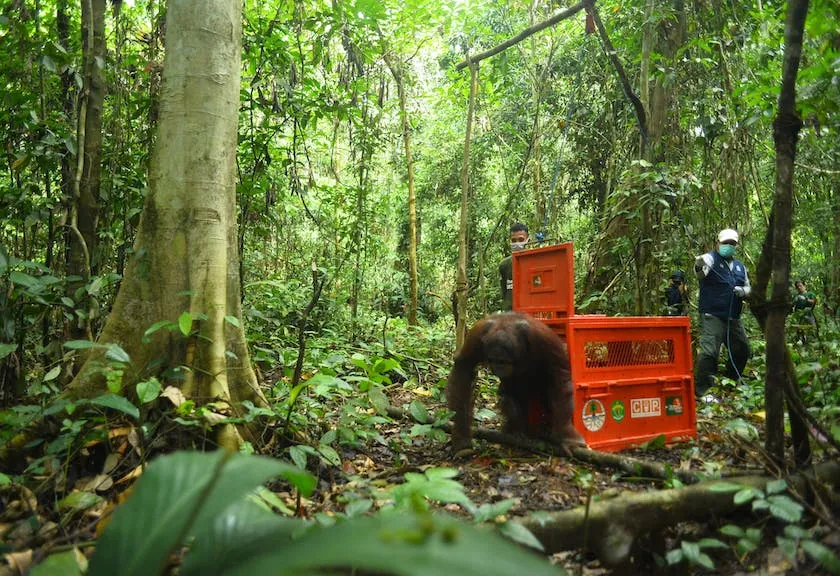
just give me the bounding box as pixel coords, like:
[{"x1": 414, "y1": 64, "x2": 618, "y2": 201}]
[
  {"x1": 2, "y1": 363, "x2": 837, "y2": 575},
  {"x1": 355, "y1": 380, "x2": 834, "y2": 576}
]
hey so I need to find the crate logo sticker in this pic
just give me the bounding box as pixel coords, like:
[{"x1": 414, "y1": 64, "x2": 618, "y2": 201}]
[
  {"x1": 665, "y1": 396, "x2": 684, "y2": 416},
  {"x1": 582, "y1": 399, "x2": 606, "y2": 432},
  {"x1": 630, "y1": 397, "x2": 661, "y2": 418},
  {"x1": 611, "y1": 401, "x2": 625, "y2": 423}
]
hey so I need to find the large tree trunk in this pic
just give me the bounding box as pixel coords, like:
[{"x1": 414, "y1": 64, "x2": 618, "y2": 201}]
[
  {"x1": 455, "y1": 62, "x2": 478, "y2": 351},
  {"x1": 749, "y1": 218, "x2": 812, "y2": 469},
  {"x1": 764, "y1": 0, "x2": 809, "y2": 464},
  {"x1": 70, "y1": 0, "x2": 265, "y2": 414},
  {"x1": 383, "y1": 54, "x2": 419, "y2": 326},
  {"x1": 66, "y1": 0, "x2": 106, "y2": 341}
]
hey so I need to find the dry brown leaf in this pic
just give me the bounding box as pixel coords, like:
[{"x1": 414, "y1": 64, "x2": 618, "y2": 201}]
[
  {"x1": 37, "y1": 521, "x2": 58, "y2": 540},
  {"x1": 81, "y1": 474, "x2": 114, "y2": 493},
  {"x1": 117, "y1": 464, "x2": 144, "y2": 485},
  {"x1": 102, "y1": 453, "x2": 120, "y2": 475},
  {"x1": 202, "y1": 411, "x2": 226, "y2": 426},
  {"x1": 108, "y1": 426, "x2": 132, "y2": 439},
  {"x1": 161, "y1": 385, "x2": 186, "y2": 407},
  {"x1": 0, "y1": 485, "x2": 38, "y2": 521},
  {"x1": 3, "y1": 550, "x2": 32, "y2": 574},
  {"x1": 127, "y1": 428, "x2": 141, "y2": 456}
]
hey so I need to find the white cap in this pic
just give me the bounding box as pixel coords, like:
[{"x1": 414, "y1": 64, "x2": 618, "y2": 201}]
[{"x1": 718, "y1": 228, "x2": 739, "y2": 243}]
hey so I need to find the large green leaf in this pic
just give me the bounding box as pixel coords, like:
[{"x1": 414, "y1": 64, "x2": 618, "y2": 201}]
[
  {"x1": 63, "y1": 340, "x2": 100, "y2": 350},
  {"x1": 802, "y1": 540, "x2": 840, "y2": 575},
  {"x1": 136, "y1": 378, "x2": 162, "y2": 404},
  {"x1": 221, "y1": 511, "x2": 566, "y2": 576},
  {"x1": 89, "y1": 394, "x2": 140, "y2": 420},
  {"x1": 30, "y1": 549, "x2": 86, "y2": 576},
  {"x1": 180, "y1": 500, "x2": 301, "y2": 576},
  {"x1": 179, "y1": 311, "x2": 193, "y2": 336},
  {"x1": 0, "y1": 342, "x2": 17, "y2": 360},
  {"x1": 105, "y1": 344, "x2": 131, "y2": 364},
  {"x1": 88, "y1": 451, "x2": 315, "y2": 576},
  {"x1": 765, "y1": 495, "x2": 803, "y2": 523}
]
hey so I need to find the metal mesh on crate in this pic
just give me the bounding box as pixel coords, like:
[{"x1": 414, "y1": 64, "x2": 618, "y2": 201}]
[{"x1": 583, "y1": 339, "x2": 675, "y2": 368}]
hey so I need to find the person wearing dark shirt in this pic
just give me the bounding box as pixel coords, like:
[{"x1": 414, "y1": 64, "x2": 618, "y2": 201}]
[
  {"x1": 665, "y1": 270, "x2": 687, "y2": 315},
  {"x1": 498, "y1": 222, "x2": 529, "y2": 311},
  {"x1": 791, "y1": 279, "x2": 817, "y2": 342}
]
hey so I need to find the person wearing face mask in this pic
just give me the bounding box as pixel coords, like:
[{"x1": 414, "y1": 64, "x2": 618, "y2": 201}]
[
  {"x1": 499, "y1": 222, "x2": 530, "y2": 311},
  {"x1": 693, "y1": 228, "x2": 751, "y2": 402}
]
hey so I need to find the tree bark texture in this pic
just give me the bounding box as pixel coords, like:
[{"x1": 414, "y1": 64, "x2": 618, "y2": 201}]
[
  {"x1": 765, "y1": 0, "x2": 809, "y2": 464},
  {"x1": 384, "y1": 54, "x2": 419, "y2": 326},
  {"x1": 70, "y1": 0, "x2": 265, "y2": 412},
  {"x1": 66, "y1": 0, "x2": 106, "y2": 340},
  {"x1": 455, "y1": 62, "x2": 477, "y2": 352},
  {"x1": 749, "y1": 219, "x2": 813, "y2": 468}
]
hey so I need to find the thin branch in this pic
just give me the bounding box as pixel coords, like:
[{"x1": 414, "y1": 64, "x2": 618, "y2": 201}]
[
  {"x1": 585, "y1": 1, "x2": 648, "y2": 145},
  {"x1": 454, "y1": 1, "x2": 587, "y2": 70}
]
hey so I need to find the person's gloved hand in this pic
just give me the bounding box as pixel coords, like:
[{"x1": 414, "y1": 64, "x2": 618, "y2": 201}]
[{"x1": 733, "y1": 286, "x2": 746, "y2": 298}]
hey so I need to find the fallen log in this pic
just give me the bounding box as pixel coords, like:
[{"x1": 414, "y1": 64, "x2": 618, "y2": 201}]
[
  {"x1": 517, "y1": 460, "x2": 840, "y2": 565},
  {"x1": 384, "y1": 405, "x2": 703, "y2": 484}
]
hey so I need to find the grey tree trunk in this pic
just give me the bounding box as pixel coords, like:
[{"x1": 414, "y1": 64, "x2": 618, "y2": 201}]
[{"x1": 71, "y1": 0, "x2": 265, "y2": 417}]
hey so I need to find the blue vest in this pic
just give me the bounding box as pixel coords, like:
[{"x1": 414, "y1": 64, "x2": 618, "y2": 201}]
[{"x1": 698, "y1": 252, "x2": 747, "y2": 319}]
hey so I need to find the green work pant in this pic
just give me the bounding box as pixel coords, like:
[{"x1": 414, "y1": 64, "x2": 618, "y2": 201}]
[{"x1": 694, "y1": 313, "x2": 750, "y2": 397}]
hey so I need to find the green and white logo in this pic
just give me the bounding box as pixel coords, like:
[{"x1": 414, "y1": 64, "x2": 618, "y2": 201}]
[
  {"x1": 582, "y1": 399, "x2": 606, "y2": 432},
  {"x1": 611, "y1": 400, "x2": 625, "y2": 423}
]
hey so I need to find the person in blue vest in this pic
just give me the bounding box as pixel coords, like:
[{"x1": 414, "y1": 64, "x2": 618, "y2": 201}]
[{"x1": 694, "y1": 228, "x2": 751, "y2": 402}]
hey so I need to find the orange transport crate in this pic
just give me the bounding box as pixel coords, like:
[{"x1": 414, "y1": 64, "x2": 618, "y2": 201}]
[
  {"x1": 565, "y1": 316, "x2": 696, "y2": 451},
  {"x1": 512, "y1": 243, "x2": 574, "y2": 323}
]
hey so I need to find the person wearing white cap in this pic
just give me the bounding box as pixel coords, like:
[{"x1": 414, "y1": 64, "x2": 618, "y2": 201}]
[{"x1": 693, "y1": 228, "x2": 751, "y2": 402}]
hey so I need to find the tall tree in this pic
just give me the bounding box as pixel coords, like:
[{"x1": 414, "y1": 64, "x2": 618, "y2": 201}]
[
  {"x1": 383, "y1": 51, "x2": 419, "y2": 325},
  {"x1": 763, "y1": 0, "x2": 810, "y2": 464},
  {"x1": 455, "y1": 61, "x2": 478, "y2": 351},
  {"x1": 66, "y1": 0, "x2": 106, "y2": 341},
  {"x1": 70, "y1": 0, "x2": 265, "y2": 428}
]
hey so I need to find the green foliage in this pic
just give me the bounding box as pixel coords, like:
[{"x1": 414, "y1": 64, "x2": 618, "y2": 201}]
[
  {"x1": 665, "y1": 537, "x2": 726, "y2": 570},
  {"x1": 87, "y1": 451, "x2": 314, "y2": 576},
  {"x1": 77, "y1": 450, "x2": 565, "y2": 576},
  {"x1": 711, "y1": 478, "x2": 839, "y2": 570}
]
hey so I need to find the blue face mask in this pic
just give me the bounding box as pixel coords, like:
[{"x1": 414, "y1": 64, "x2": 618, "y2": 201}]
[{"x1": 718, "y1": 244, "x2": 736, "y2": 259}]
